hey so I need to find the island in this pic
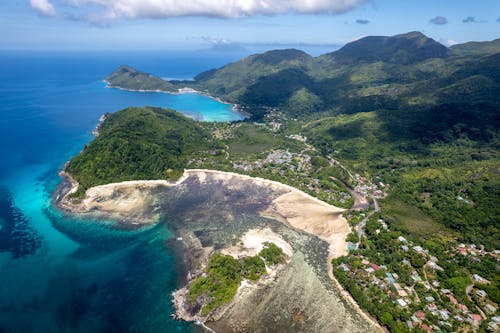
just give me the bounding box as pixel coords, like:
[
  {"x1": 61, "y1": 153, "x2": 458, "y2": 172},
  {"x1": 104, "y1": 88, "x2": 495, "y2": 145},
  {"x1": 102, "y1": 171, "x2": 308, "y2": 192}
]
[{"x1": 58, "y1": 31, "x2": 499, "y2": 333}]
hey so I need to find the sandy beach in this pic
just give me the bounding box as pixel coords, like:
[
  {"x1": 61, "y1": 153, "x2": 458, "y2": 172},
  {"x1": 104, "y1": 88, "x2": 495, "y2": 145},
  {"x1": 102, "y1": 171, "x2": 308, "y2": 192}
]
[
  {"x1": 61, "y1": 169, "x2": 351, "y2": 255},
  {"x1": 221, "y1": 227, "x2": 294, "y2": 259}
]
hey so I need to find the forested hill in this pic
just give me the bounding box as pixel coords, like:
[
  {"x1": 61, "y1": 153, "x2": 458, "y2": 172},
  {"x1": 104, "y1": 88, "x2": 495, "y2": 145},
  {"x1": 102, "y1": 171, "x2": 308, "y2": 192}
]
[
  {"x1": 105, "y1": 65, "x2": 177, "y2": 92},
  {"x1": 66, "y1": 107, "x2": 219, "y2": 195},
  {"x1": 190, "y1": 32, "x2": 499, "y2": 120}
]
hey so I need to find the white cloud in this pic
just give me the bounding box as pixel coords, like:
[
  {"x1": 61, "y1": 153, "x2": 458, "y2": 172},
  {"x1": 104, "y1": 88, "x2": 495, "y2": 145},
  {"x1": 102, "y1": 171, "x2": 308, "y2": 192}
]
[
  {"x1": 30, "y1": 0, "x2": 57, "y2": 16},
  {"x1": 53, "y1": 0, "x2": 369, "y2": 20},
  {"x1": 201, "y1": 36, "x2": 231, "y2": 45},
  {"x1": 439, "y1": 38, "x2": 459, "y2": 47},
  {"x1": 429, "y1": 16, "x2": 448, "y2": 25}
]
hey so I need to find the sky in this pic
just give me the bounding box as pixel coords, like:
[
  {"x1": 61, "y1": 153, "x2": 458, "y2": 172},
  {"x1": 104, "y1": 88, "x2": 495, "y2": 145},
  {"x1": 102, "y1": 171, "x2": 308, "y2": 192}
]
[{"x1": 1, "y1": 0, "x2": 499, "y2": 52}]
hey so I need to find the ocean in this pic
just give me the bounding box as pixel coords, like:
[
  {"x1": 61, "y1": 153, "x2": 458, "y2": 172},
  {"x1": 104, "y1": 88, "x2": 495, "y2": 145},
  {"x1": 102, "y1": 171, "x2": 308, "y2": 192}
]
[{"x1": 0, "y1": 50, "x2": 246, "y2": 333}]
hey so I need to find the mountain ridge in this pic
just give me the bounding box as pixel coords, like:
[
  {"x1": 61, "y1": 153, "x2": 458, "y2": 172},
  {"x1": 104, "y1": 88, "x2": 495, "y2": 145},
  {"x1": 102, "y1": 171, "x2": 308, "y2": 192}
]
[{"x1": 105, "y1": 32, "x2": 500, "y2": 122}]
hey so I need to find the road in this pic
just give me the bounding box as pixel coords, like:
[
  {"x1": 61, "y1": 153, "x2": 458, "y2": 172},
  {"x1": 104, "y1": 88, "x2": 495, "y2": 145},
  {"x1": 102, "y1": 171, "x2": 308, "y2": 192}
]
[{"x1": 357, "y1": 198, "x2": 380, "y2": 240}]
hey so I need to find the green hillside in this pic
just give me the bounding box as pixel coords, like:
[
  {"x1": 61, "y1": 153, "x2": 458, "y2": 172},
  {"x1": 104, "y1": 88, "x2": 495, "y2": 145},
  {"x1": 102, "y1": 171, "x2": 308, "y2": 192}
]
[
  {"x1": 450, "y1": 38, "x2": 500, "y2": 56},
  {"x1": 105, "y1": 65, "x2": 177, "y2": 92},
  {"x1": 66, "y1": 107, "x2": 219, "y2": 196}
]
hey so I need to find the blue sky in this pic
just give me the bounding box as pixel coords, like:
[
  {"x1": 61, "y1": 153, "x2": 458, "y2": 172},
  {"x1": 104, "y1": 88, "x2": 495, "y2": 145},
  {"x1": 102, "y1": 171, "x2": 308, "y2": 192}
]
[{"x1": 1, "y1": 0, "x2": 499, "y2": 51}]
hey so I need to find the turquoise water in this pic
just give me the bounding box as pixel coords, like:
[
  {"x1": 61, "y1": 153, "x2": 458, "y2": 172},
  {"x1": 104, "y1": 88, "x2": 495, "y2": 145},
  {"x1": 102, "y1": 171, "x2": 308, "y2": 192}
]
[{"x1": 0, "y1": 51, "x2": 244, "y2": 332}]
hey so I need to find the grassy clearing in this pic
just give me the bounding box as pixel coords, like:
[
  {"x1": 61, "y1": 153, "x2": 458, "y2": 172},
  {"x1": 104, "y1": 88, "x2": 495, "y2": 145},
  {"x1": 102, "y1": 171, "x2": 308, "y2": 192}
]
[
  {"x1": 380, "y1": 197, "x2": 450, "y2": 237},
  {"x1": 227, "y1": 123, "x2": 302, "y2": 156}
]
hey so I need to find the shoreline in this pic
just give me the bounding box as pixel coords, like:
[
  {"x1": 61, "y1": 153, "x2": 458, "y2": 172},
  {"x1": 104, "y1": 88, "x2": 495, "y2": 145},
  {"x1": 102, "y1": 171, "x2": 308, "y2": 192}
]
[
  {"x1": 57, "y1": 168, "x2": 383, "y2": 332},
  {"x1": 102, "y1": 80, "x2": 247, "y2": 119}
]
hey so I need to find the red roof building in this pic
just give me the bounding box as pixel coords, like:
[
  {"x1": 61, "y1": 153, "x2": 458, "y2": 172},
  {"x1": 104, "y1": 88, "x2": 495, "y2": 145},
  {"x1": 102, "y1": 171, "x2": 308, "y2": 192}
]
[
  {"x1": 421, "y1": 324, "x2": 433, "y2": 333},
  {"x1": 471, "y1": 314, "x2": 482, "y2": 322},
  {"x1": 415, "y1": 311, "x2": 425, "y2": 320}
]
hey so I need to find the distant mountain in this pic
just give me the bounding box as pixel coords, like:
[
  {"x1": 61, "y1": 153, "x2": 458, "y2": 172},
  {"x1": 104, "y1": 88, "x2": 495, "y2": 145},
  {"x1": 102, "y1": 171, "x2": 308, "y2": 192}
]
[
  {"x1": 200, "y1": 43, "x2": 249, "y2": 54},
  {"x1": 105, "y1": 65, "x2": 176, "y2": 92},
  {"x1": 321, "y1": 31, "x2": 449, "y2": 65},
  {"x1": 450, "y1": 38, "x2": 500, "y2": 56}
]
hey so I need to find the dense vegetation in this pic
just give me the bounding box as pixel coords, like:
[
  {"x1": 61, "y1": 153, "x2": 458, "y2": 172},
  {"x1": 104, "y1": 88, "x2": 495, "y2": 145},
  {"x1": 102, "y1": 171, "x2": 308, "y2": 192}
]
[
  {"x1": 303, "y1": 109, "x2": 499, "y2": 249},
  {"x1": 66, "y1": 107, "x2": 220, "y2": 196},
  {"x1": 258, "y1": 242, "x2": 286, "y2": 266},
  {"x1": 187, "y1": 243, "x2": 285, "y2": 316}
]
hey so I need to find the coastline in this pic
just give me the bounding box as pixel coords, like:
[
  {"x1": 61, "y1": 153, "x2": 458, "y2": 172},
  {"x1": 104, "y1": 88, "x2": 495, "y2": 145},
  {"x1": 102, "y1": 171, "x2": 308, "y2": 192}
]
[
  {"x1": 102, "y1": 80, "x2": 247, "y2": 119},
  {"x1": 56, "y1": 168, "x2": 383, "y2": 332}
]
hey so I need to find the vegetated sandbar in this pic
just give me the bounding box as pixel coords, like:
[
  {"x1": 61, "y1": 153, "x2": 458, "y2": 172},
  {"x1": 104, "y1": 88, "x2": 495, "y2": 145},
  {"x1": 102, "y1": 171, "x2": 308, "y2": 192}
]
[
  {"x1": 58, "y1": 168, "x2": 382, "y2": 332},
  {"x1": 173, "y1": 227, "x2": 295, "y2": 324}
]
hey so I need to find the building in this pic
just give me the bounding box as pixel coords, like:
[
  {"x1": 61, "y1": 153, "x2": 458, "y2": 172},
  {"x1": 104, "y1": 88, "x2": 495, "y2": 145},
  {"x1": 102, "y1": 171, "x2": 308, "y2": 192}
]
[
  {"x1": 398, "y1": 290, "x2": 408, "y2": 297},
  {"x1": 439, "y1": 310, "x2": 450, "y2": 320},
  {"x1": 413, "y1": 246, "x2": 425, "y2": 253},
  {"x1": 470, "y1": 314, "x2": 482, "y2": 324},
  {"x1": 473, "y1": 274, "x2": 488, "y2": 283},
  {"x1": 397, "y1": 299, "x2": 408, "y2": 307},
  {"x1": 425, "y1": 296, "x2": 435, "y2": 303},
  {"x1": 421, "y1": 323, "x2": 433, "y2": 333},
  {"x1": 414, "y1": 311, "x2": 425, "y2": 320},
  {"x1": 485, "y1": 303, "x2": 497, "y2": 314}
]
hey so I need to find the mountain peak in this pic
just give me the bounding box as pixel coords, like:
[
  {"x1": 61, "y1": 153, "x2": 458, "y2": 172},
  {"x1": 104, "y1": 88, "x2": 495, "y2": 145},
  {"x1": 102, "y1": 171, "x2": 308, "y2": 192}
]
[
  {"x1": 326, "y1": 31, "x2": 449, "y2": 65},
  {"x1": 251, "y1": 49, "x2": 312, "y2": 66},
  {"x1": 394, "y1": 31, "x2": 426, "y2": 39}
]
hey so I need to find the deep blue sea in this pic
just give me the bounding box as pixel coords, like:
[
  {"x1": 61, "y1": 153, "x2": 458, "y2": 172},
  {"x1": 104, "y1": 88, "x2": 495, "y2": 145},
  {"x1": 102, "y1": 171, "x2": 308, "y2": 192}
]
[{"x1": 0, "y1": 51, "x2": 246, "y2": 333}]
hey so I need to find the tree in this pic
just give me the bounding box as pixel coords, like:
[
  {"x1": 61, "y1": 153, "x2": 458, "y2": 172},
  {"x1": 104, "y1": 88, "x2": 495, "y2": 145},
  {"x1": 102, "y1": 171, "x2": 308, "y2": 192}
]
[{"x1": 380, "y1": 311, "x2": 394, "y2": 326}]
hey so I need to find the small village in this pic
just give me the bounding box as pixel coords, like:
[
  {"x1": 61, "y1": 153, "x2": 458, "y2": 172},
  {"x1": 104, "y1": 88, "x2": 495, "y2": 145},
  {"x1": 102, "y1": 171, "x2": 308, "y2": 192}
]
[
  {"x1": 336, "y1": 214, "x2": 499, "y2": 332},
  {"x1": 231, "y1": 148, "x2": 353, "y2": 207}
]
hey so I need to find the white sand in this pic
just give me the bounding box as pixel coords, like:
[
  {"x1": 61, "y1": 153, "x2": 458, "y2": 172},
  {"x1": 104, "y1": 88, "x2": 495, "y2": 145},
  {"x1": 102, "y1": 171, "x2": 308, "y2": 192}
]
[
  {"x1": 221, "y1": 228, "x2": 293, "y2": 259},
  {"x1": 62, "y1": 169, "x2": 350, "y2": 256}
]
